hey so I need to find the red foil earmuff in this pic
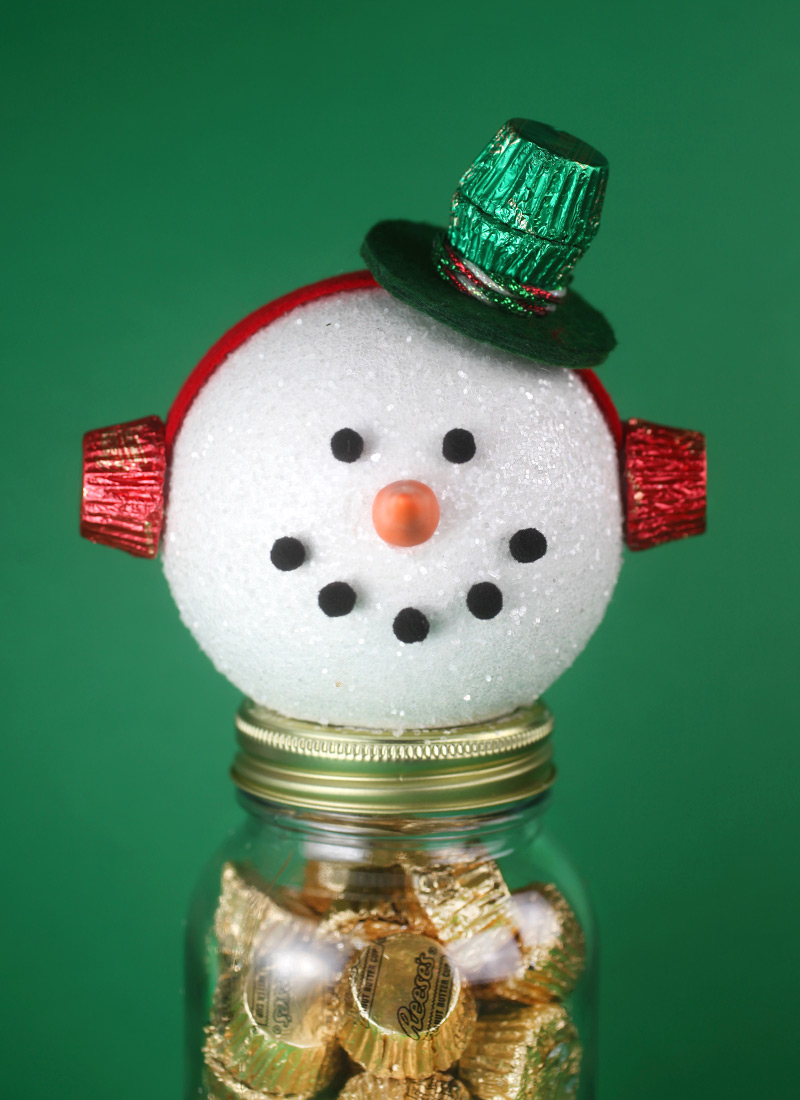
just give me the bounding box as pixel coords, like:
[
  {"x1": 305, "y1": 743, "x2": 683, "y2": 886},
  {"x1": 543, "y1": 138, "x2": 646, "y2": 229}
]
[
  {"x1": 622, "y1": 419, "x2": 707, "y2": 550},
  {"x1": 80, "y1": 416, "x2": 166, "y2": 559}
]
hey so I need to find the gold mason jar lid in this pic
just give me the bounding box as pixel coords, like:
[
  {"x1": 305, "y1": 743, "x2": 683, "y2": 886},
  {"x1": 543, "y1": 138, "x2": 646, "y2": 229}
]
[{"x1": 231, "y1": 701, "x2": 555, "y2": 816}]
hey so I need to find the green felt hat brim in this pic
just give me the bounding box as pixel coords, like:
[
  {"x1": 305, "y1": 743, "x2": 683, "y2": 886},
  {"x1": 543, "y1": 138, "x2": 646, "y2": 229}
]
[{"x1": 361, "y1": 220, "x2": 616, "y2": 369}]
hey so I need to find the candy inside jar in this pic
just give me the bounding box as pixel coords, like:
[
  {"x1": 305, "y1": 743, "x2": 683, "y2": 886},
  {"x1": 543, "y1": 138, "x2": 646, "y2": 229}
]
[{"x1": 186, "y1": 704, "x2": 595, "y2": 1100}]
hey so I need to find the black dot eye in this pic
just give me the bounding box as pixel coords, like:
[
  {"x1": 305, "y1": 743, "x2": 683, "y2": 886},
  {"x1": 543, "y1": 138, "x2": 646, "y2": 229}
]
[
  {"x1": 467, "y1": 582, "x2": 503, "y2": 620},
  {"x1": 318, "y1": 581, "x2": 357, "y2": 617},
  {"x1": 509, "y1": 528, "x2": 547, "y2": 563},
  {"x1": 331, "y1": 428, "x2": 364, "y2": 463},
  {"x1": 442, "y1": 428, "x2": 476, "y2": 464},
  {"x1": 270, "y1": 536, "x2": 306, "y2": 571},
  {"x1": 393, "y1": 607, "x2": 430, "y2": 643}
]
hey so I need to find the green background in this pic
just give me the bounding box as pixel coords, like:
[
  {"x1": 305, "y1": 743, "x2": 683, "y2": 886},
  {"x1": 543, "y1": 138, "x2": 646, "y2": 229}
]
[{"x1": 2, "y1": 2, "x2": 797, "y2": 1095}]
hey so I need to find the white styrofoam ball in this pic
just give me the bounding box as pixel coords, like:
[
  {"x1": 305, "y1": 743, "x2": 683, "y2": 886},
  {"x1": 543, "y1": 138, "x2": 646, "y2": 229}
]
[{"x1": 163, "y1": 288, "x2": 622, "y2": 730}]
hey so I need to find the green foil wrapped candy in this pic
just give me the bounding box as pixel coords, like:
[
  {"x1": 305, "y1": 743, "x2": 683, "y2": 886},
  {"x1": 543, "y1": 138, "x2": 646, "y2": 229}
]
[{"x1": 450, "y1": 119, "x2": 608, "y2": 291}]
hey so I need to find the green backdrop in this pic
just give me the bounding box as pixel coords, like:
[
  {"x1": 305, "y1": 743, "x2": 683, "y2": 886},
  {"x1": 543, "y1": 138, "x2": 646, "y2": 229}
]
[{"x1": 2, "y1": 2, "x2": 797, "y2": 1096}]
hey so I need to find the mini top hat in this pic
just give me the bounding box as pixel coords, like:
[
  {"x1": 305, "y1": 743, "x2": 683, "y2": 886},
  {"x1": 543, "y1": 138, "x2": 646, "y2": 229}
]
[{"x1": 362, "y1": 118, "x2": 615, "y2": 368}]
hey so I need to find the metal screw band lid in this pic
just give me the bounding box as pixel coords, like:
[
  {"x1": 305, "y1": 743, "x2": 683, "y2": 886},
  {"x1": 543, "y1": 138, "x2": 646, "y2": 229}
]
[{"x1": 231, "y1": 700, "x2": 555, "y2": 816}]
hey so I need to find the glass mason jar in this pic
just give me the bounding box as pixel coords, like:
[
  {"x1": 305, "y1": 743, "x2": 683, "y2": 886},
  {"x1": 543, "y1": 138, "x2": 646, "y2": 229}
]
[{"x1": 186, "y1": 701, "x2": 597, "y2": 1100}]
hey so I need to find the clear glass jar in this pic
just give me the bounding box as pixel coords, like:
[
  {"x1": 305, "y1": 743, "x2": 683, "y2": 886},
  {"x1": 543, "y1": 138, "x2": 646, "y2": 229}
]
[{"x1": 186, "y1": 702, "x2": 596, "y2": 1100}]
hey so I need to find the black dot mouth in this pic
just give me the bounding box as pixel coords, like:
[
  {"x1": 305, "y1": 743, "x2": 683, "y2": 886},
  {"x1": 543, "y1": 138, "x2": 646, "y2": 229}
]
[
  {"x1": 393, "y1": 607, "x2": 430, "y2": 643},
  {"x1": 466, "y1": 582, "x2": 503, "y2": 620},
  {"x1": 308, "y1": 527, "x2": 530, "y2": 632},
  {"x1": 509, "y1": 527, "x2": 547, "y2": 563},
  {"x1": 314, "y1": 581, "x2": 508, "y2": 630},
  {"x1": 270, "y1": 536, "x2": 307, "y2": 571},
  {"x1": 318, "y1": 581, "x2": 357, "y2": 617}
]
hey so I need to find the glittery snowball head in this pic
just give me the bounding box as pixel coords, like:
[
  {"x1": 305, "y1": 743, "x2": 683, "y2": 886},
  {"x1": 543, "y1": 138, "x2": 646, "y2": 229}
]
[{"x1": 162, "y1": 284, "x2": 623, "y2": 730}]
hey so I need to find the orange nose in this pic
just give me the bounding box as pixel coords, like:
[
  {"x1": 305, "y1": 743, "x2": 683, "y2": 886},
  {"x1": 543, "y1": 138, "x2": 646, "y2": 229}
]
[{"x1": 372, "y1": 480, "x2": 440, "y2": 547}]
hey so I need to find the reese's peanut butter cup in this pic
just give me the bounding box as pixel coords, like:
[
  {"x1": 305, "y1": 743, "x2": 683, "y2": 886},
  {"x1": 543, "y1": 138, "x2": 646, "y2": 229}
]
[
  {"x1": 214, "y1": 862, "x2": 308, "y2": 965},
  {"x1": 203, "y1": 1062, "x2": 294, "y2": 1100},
  {"x1": 402, "y1": 854, "x2": 516, "y2": 948},
  {"x1": 205, "y1": 919, "x2": 346, "y2": 1098},
  {"x1": 340, "y1": 1072, "x2": 472, "y2": 1100},
  {"x1": 460, "y1": 1003, "x2": 581, "y2": 1100},
  {"x1": 338, "y1": 932, "x2": 476, "y2": 1079},
  {"x1": 302, "y1": 860, "x2": 407, "y2": 916},
  {"x1": 310, "y1": 858, "x2": 413, "y2": 946},
  {"x1": 318, "y1": 901, "x2": 410, "y2": 949},
  {"x1": 204, "y1": 1061, "x2": 257, "y2": 1099},
  {"x1": 489, "y1": 884, "x2": 585, "y2": 1004}
]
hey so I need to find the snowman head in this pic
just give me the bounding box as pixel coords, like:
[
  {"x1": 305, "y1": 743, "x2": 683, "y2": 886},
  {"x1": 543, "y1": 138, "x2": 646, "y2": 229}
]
[{"x1": 80, "y1": 120, "x2": 706, "y2": 730}]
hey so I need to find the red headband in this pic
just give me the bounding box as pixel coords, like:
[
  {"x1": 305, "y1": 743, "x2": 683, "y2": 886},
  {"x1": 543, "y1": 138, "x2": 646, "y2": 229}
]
[{"x1": 80, "y1": 272, "x2": 706, "y2": 558}]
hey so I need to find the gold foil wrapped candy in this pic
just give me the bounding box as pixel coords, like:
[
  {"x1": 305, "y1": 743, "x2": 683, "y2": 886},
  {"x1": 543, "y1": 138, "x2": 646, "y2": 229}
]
[
  {"x1": 207, "y1": 854, "x2": 586, "y2": 1099},
  {"x1": 318, "y1": 901, "x2": 411, "y2": 949},
  {"x1": 214, "y1": 863, "x2": 284, "y2": 964},
  {"x1": 338, "y1": 932, "x2": 476, "y2": 1078},
  {"x1": 488, "y1": 884, "x2": 585, "y2": 1004},
  {"x1": 460, "y1": 1003, "x2": 581, "y2": 1100},
  {"x1": 402, "y1": 853, "x2": 515, "y2": 946},
  {"x1": 214, "y1": 862, "x2": 315, "y2": 965},
  {"x1": 340, "y1": 1072, "x2": 472, "y2": 1100},
  {"x1": 401, "y1": 853, "x2": 522, "y2": 987},
  {"x1": 205, "y1": 917, "x2": 346, "y2": 1097},
  {"x1": 311, "y1": 858, "x2": 417, "y2": 950},
  {"x1": 302, "y1": 859, "x2": 407, "y2": 916},
  {"x1": 204, "y1": 1062, "x2": 259, "y2": 1099},
  {"x1": 203, "y1": 1062, "x2": 302, "y2": 1100}
]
